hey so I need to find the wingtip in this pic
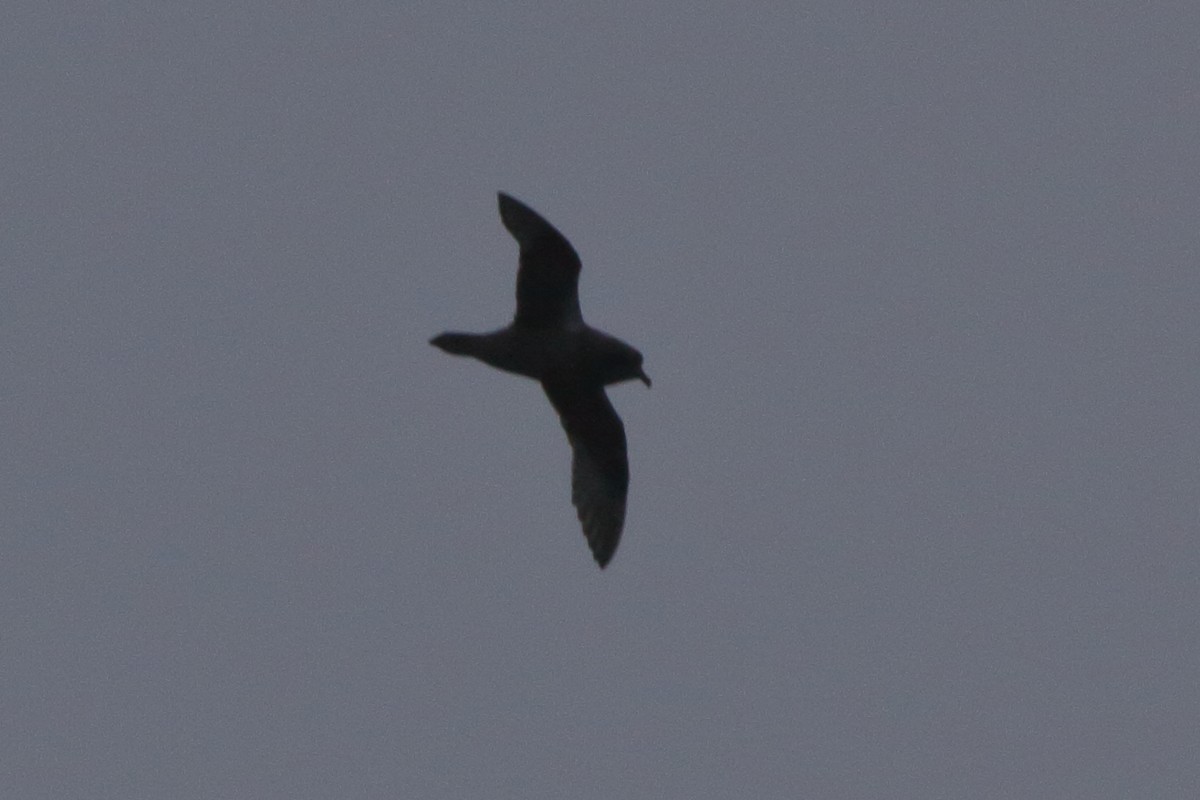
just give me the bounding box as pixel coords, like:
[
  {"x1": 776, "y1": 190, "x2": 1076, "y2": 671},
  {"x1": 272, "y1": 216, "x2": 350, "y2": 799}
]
[
  {"x1": 497, "y1": 192, "x2": 558, "y2": 249},
  {"x1": 497, "y1": 192, "x2": 534, "y2": 223},
  {"x1": 588, "y1": 534, "x2": 620, "y2": 569}
]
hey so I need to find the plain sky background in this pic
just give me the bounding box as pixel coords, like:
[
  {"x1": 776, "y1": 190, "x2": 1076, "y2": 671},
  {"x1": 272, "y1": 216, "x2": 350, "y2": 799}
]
[{"x1": 3, "y1": 4, "x2": 1198, "y2": 798}]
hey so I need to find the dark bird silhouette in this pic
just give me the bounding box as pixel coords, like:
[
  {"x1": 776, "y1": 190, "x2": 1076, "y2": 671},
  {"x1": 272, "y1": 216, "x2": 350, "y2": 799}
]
[{"x1": 431, "y1": 193, "x2": 650, "y2": 568}]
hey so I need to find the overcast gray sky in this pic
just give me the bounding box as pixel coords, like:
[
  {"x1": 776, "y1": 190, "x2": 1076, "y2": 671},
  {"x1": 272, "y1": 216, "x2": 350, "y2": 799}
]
[{"x1": 4, "y1": 4, "x2": 1198, "y2": 798}]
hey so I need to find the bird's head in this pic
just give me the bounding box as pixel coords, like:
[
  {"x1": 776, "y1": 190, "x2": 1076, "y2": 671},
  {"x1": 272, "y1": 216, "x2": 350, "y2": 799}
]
[{"x1": 597, "y1": 340, "x2": 651, "y2": 388}]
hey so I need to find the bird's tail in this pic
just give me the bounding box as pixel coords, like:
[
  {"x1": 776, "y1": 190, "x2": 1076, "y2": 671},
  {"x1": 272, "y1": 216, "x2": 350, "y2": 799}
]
[{"x1": 429, "y1": 332, "x2": 480, "y2": 357}]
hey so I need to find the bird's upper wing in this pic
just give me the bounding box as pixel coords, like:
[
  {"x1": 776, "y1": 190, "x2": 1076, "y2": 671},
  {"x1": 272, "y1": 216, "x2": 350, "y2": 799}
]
[
  {"x1": 498, "y1": 193, "x2": 583, "y2": 329},
  {"x1": 542, "y1": 381, "x2": 629, "y2": 568}
]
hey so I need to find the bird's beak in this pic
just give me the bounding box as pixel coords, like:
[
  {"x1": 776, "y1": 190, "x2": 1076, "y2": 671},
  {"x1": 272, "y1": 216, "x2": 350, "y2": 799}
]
[{"x1": 638, "y1": 369, "x2": 652, "y2": 388}]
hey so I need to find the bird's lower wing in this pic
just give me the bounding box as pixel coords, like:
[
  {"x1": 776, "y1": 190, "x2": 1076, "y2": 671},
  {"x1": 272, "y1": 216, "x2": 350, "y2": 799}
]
[{"x1": 542, "y1": 382, "x2": 629, "y2": 568}]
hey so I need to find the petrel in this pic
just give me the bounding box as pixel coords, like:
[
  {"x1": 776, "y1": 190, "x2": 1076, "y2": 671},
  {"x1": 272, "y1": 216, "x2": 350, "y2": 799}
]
[{"x1": 431, "y1": 193, "x2": 650, "y2": 568}]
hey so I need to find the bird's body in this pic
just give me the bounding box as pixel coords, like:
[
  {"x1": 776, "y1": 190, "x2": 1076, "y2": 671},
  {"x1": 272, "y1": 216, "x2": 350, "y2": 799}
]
[
  {"x1": 432, "y1": 325, "x2": 641, "y2": 386},
  {"x1": 431, "y1": 193, "x2": 649, "y2": 568}
]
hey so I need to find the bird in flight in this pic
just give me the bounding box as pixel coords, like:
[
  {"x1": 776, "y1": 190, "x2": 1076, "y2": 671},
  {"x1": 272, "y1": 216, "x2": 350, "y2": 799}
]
[{"x1": 431, "y1": 193, "x2": 650, "y2": 568}]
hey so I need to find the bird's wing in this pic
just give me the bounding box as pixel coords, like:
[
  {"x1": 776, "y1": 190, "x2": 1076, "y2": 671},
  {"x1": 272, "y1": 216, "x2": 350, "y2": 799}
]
[
  {"x1": 498, "y1": 193, "x2": 584, "y2": 329},
  {"x1": 542, "y1": 381, "x2": 629, "y2": 568}
]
